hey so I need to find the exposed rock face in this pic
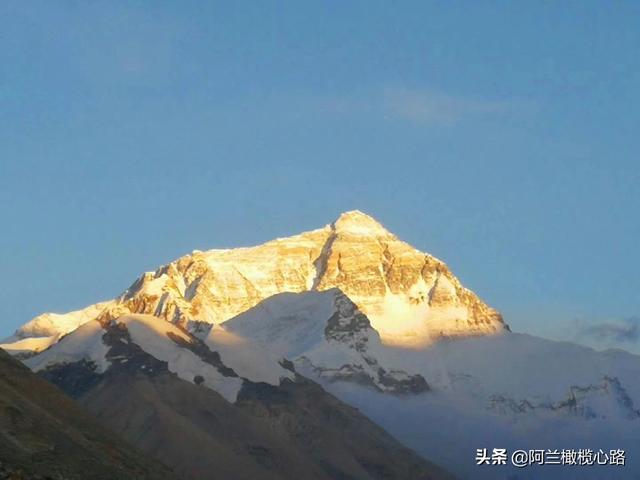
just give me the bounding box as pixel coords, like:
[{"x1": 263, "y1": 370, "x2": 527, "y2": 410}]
[{"x1": 325, "y1": 291, "x2": 374, "y2": 351}]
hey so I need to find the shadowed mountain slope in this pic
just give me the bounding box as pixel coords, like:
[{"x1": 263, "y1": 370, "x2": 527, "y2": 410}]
[{"x1": 0, "y1": 347, "x2": 177, "y2": 480}]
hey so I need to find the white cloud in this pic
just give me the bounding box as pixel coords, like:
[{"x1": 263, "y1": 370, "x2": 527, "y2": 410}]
[
  {"x1": 381, "y1": 87, "x2": 515, "y2": 125},
  {"x1": 316, "y1": 86, "x2": 523, "y2": 126}
]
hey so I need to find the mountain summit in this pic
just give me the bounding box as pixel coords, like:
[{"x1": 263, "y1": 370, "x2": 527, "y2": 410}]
[
  {"x1": 4, "y1": 211, "x2": 507, "y2": 354},
  {"x1": 331, "y1": 210, "x2": 393, "y2": 237}
]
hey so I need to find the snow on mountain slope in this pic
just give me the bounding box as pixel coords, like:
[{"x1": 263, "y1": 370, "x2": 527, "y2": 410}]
[
  {"x1": 25, "y1": 314, "x2": 293, "y2": 402},
  {"x1": 4, "y1": 211, "x2": 507, "y2": 356},
  {"x1": 15, "y1": 301, "x2": 114, "y2": 338},
  {"x1": 0, "y1": 335, "x2": 59, "y2": 357},
  {"x1": 1, "y1": 301, "x2": 114, "y2": 357},
  {"x1": 223, "y1": 289, "x2": 428, "y2": 394},
  {"x1": 204, "y1": 326, "x2": 295, "y2": 386},
  {"x1": 222, "y1": 290, "x2": 336, "y2": 359},
  {"x1": 27, "y1": 320, "x2": 112, "y2": 374},
  {"x1": 118, "y1": 315, "x2": 245, "y2": 401}
]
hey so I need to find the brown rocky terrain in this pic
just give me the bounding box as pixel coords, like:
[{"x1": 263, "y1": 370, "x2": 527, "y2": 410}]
[{"x1": 0, "y1": 348, "x2": 177, "y2": 480}]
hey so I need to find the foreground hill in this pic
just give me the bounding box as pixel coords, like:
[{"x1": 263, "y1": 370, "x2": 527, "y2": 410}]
[{"x1": 0, "y1": 347, "x2": 176, "y2": 480}]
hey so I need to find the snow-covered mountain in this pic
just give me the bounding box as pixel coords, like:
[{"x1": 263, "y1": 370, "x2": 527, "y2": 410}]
[
  {"x1": 222, "y1": 288, "x2": 429, "y2": 394},
  {"x1": 2, "y1": 210, "x2": 507, "y2": 356},
  {"x1": 4, "y1": 210, "x2": 639, "y2": 479}
]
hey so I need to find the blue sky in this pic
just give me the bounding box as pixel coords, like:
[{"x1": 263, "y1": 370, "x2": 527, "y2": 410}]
[{"x1": 1, "y1": 1, "x2": 639, "y2": 351}]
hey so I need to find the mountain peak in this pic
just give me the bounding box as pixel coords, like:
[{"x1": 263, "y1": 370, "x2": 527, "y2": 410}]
[
  {"x1": 332, "y1": 210, "x2": 391, "y2": 236},
  {"x1": 4, "y1": 210, "x2": 507, "y2": 355}
]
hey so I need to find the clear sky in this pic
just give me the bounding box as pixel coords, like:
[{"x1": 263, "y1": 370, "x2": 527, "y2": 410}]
[{"x1": 1, "y1": 2, "x2": 639, "y2": 352}]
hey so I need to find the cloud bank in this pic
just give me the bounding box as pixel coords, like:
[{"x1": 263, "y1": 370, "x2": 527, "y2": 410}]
[{"x1": 576, "y1": 317, "x2": 640, "y2": 345}]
